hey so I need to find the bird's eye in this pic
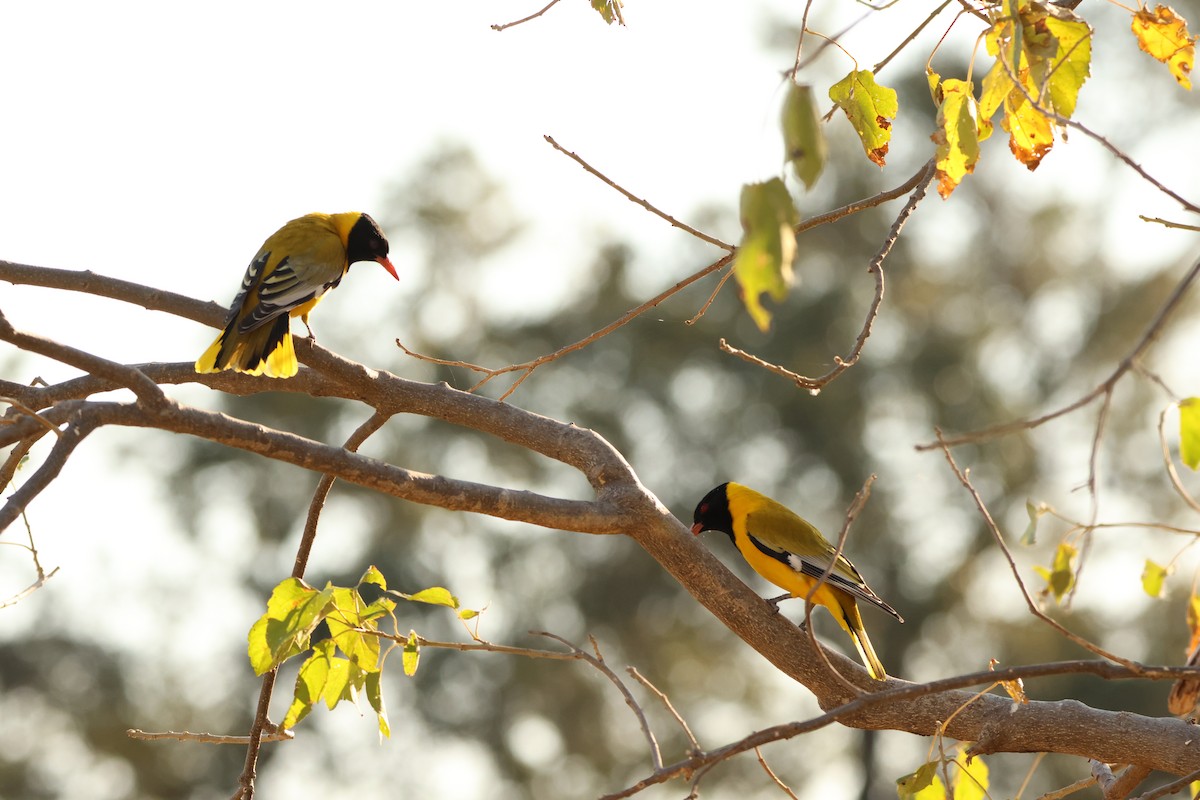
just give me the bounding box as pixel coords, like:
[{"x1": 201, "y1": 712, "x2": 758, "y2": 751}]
[{"x1": 700, "y1": 503, "x2": 708, "y2": 514}]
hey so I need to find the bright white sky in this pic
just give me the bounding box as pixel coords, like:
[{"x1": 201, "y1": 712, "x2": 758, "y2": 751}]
[{"x1": 2, "y1": 2, "x2": 1200, "y2": 797}]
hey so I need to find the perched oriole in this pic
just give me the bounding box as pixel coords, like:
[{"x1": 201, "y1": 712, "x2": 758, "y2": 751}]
[
  {"x1": 195, "y1": 212, "x2": 398, "y2": 378},
  {"x1": 692, "y1": 482, "x2": 903, "y2": 680}
]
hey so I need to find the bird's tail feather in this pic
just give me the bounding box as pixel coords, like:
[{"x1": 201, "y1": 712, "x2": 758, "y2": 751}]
[
  {"x1": 194, "y1": 316, "x2": 296, "y2": 378},
  {"x1": 838, "y1": 600, "x2": 888, "y2": 681}
]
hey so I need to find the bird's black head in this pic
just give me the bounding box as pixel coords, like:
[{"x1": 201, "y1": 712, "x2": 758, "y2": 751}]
[
  {"x1": 346, "y1": 213, "x2": 390, "y2": 263},
  {"x1": 691, "y1": 482, "x2": 733, "y2": 536}
]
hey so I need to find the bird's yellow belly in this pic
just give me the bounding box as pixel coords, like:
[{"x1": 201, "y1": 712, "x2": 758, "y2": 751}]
[{"x1": 289, "y1": 294, "x2": 325, "y2": 322}]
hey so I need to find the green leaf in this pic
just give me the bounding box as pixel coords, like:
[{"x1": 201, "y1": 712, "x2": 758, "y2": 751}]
[
  {"x1": 399, "y1": 586, "x2": 460, "y2": 608},
  {"x1": 359, "y1": 565, "x2": 387, "y2": 590},
  {"x1": 282, "y1": 640, "x2": 336, "y2": 729},
  {"x1": 930, "y1": 76, "x2": 980, "y2": 199},
  {"x1": 781, "y1": 83, "x2": 827, "y2": 189},
  {"x1": 1142, "y1": 559, "x2": 1171, "y2": 598},
  {"x1": 326, "y1": 587, "x2": 381, "y2": 671},
  {"x1": 1020, "y1": 500, "x2": 1045, "y2": 546},
  {"x1": 247, "y1": 579, "x2": 334, "y2": 675},
  {"x1": 897, "y1": 762, "x2": 939, "y2": 797},
  {"x1": 1180, "y1": 398, "x2": 1200, "y2": 469},
  {"x1": 323, "y1": 655, "x2": 353, "y2": 709},
  {"x1": 403, "y1": 631, "x2": 421, "y2": 677},
  {"x1": 366, "y1": 671, "x2": 391, "y2": 739},
  {"x1": 828, "y1": 70, "x2": 898, "y2": 166},
  {"x1": 733, "y1": 178, "x2": 799, "y2": 333},
  {"x1": 458, "y1": 608, "x2": 481, "y2": 621}
]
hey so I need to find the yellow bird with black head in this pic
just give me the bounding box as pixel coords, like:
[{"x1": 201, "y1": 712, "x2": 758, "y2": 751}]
[{"x1": 692, "y1": 482, "x2": 903, "y2": 680}]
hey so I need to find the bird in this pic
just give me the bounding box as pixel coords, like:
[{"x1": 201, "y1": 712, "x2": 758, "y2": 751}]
[
  {"x1": 691, "y1": 481, "x2": 903, "y2": 681},
  {"x1": 195, "y1": 212, "x2": 398, "y2": 378}
]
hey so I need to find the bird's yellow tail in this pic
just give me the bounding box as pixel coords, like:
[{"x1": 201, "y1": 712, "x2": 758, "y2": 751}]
[
  {"x1": 194, "y1": 316, "x2": 297, "y2": 378},
  {"x1": 836, "y1": 598, "x2": 888, "y2": 681}
]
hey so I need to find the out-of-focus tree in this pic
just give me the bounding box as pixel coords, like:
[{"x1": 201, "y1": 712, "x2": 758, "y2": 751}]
[{"x1": 3, "y1": 2, "x2": 1200, "y2": 799}]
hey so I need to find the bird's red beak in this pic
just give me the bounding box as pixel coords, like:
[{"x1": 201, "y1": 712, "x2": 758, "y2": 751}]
[
  {"x1": 376, "y1": 256, "x2": 399, "y2": 280},
  {"x1": 690, "y1": 523, "x2": 704, "y2": 536}
]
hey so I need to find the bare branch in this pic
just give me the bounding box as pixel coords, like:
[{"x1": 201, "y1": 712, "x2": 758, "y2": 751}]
[
  {"x1": 627, "y1": 666, "x2": 701, "y2": 754},
  {"x1": 919, "y1": 255, "x2": 1200, "y2": 451},
  {"x1": 934, "y1": 433, "x2": 1136, "y2": 667},
  {"x1": 0, "y1": 310, "x2": 165, "y2": 407},
  {"x1": 491, "y1": 0, "x2": 563, "y2": 31},
  {"x1": 128, "y1": 727, "x2": 293, "y2": 745},
  {"x1": 544, "y1": 135, "x2": 734, "y2": 252}
]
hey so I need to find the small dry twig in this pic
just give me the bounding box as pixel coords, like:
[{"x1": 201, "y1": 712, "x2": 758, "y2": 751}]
[{"x1": 490, "y1": 0, "x2": 563, "y2": 31}]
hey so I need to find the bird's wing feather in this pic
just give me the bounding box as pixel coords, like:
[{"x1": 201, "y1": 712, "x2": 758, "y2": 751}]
[
  {"x1": 233, "y1": 217, "x2": 349, "y2": 333},
  {"x1": 744, "y1": 503, "x2": 903, "y2": 621}
]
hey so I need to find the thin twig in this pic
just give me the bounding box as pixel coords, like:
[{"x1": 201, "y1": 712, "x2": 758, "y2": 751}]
[
  {"x1": 1159, "y1": 405, "x2": 1200, "y2": 515},
  {"x1": 0, "y1": 396, "x2": 63, "y2": 438},
  {"x1": 1037, "y1": 776, "x2": 1098, "y2": 800},
  {"x1": 755, "y1": 747, "x2": 801, "y2": 799},
  {"x1": 292, "y1": 410, "x2": 393, "y2": 578},
  {"x1": 1140, "y1": 216, "x2": 1200, "y2": 232},
  {"x1": 935, "y1": 432, "x2": 1137, "y2": 668},
  {"x1": 627, "y1": 666, "x2": 701, "y2": 753},
  {"x1": 544, "y1": 135, "x2": 734, "y2": 251},
  {"x1": 790, "y1": 0, "x2": 817, "y2": 80},
  {"x1": 798, "y1": 474, "x2": 879, "y2": 691},
  {"x1": 128, "y1": 727, "x2": 293, "y2": 745},
  {"x1": 1132, "y1": 766, "x2": 1200, "y2": 800},
  {"x1": 918, "y1": 256, "x2": 1200, "y2": 451},
  {"x1": 0, "y1": 565, "x2": 59, "y2": 609},
  {"x1": 399, "y1": 252, "x2": 735, "y2": 400},
  {"x1": 685, "y1": 266, "x2": 737, "y2": 326},
  {"x1": 872, "y1": 0, "x2": 955, "y2": 74},
  {"x1": 538, "y1": 632, "x2": 663, "y2": 770},
  {"x1": 490, "y1": 0, "x2": 563, "y2": 31}
]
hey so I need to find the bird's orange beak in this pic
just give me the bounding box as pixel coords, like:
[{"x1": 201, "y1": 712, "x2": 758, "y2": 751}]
[
  {"x1": 376, "y1": 256, "x2": 399, "y2": 280},
  {"x1": 690, "y1": 523, "x2": 704, "y2": 536}
]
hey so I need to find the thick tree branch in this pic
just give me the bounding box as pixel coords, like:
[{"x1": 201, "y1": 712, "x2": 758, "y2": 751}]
[{"x1": 4, "y1": 265, "x2": 1200, "y2": 787}]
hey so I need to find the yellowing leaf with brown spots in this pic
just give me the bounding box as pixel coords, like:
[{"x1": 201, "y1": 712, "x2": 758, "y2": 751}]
[
  {"x1": 930, "y1": 75, "x2": 980, "y2": 198},
  {"x1": 828, "y1": 70, "x2": 898, "y2": 166},
  {"x1": 1132, "y1": 4, "x2": 1196, "y2": 89},
  {"x1": 980, "y1": 0, "x2": 1093, "y2": 170}
]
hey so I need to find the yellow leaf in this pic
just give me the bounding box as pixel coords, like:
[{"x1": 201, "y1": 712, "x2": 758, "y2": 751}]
[
  {"x1": 1035, "y1": 541, "x2": 1077, "y2": 603},
  {"x1": 1180, "y1": 398, "x2": 1200, "y2": 469},
  {"x1": 989, "y1": 658, "x2": 1028, "y2": 704},
  {"x1": 930, "y1": 77, "x2": 980, "y2": 198},
  {"x1": 1142, "y1": 559, "x2": 1171, "y2": 598},
  {"x1": 1002, "y1": 90, "x2": 1054, "y2": 170},
  {"x1": 733, "y1": 178, "x2": 799, "y2": 332},
  {"x1": 1132, "y1": 4, "x2": 1196, "y2": 90},
  {"x1": 828, "y1": 70, "x2": 898, "y2": 166},
  {"x1": 1043, "y1": 13, "x2": 1092, "y2": 117},
  {"x1": 781, "y1": 83, "x2": 827, "y2": 189},
  {"x1": 981, "y1": 0, "x2": 1093, "y2": 170},
  {"x1": 897, "y1": 762, "x2": 939, "y2": 798},
  {"x1": 953, "y1": 748, "x2": 989, "y2": 800},
  {"x1": 403, "y1": 631, "x2": 420, "y2": 677}
]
